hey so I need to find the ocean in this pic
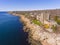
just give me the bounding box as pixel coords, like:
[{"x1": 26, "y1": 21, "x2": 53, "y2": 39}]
[{"x1": 0, "y1": 12, "x2": 28, "y2": 45}]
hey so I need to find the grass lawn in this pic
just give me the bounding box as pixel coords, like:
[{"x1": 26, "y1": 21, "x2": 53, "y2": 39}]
[{"x1": 32, "y1": 19, "x2": 42, "y2": 26}]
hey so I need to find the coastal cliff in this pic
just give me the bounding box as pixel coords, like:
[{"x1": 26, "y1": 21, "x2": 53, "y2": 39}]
[{"x1": 9, "y1": 12, "x2": 60, "y2": 45}]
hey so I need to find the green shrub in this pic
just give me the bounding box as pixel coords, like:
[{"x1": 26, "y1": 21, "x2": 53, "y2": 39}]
[
  {"x1": 44, "y1": 24, "x2": 50, "y2": 29},
  {"x1": 51, "y1": 25, "x2": 57, "y2": 32},
  {"x1": 54, "y1": 16, "x2": 58, "y2": 21},
  {"x1": 54, "y1": 16, "x2": 60, "y2": 25},
  {"x1": 56, "y1": 19, "x2": 60, "y2": 25},
  {"x1": 32, "y1": 19, "x2": 42, "y2": 26}
]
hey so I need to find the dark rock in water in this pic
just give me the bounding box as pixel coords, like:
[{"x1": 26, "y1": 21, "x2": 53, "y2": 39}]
[{"x1": 0, "y1": 12, "x2": 29, "y2": 45}]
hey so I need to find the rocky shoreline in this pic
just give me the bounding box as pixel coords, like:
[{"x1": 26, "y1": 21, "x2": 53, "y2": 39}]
[{"x1": 9, "y1": 13, "x2": 60, "y2": 45}]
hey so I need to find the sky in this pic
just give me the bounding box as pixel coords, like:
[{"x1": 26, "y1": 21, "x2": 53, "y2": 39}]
[{"x1": 0, "y1": 0, "x2": 60, "y2": 11}]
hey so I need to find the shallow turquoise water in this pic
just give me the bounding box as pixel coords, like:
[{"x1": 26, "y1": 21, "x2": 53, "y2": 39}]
[{"x1": 0, "y1": 12, "x2": 28, "y2": 45}]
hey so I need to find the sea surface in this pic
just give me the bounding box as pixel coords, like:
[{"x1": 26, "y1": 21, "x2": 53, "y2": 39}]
[{"x1": 0, "y1": 12, "x2": 28, "y2": 45}]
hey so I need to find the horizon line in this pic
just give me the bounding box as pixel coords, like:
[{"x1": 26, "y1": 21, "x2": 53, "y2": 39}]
[{"x1": 0, "y1": 8, "x2": 60, "y2": 11}]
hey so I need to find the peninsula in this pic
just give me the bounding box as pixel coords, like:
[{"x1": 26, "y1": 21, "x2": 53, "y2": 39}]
[{"x1": 9, "y1": 9, "x2": 60, "y2": 45}]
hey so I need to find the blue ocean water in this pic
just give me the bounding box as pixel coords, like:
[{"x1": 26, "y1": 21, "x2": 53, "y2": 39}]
[{"x1": 0, "y1": 12, "x2": 28, "y2": 45}]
